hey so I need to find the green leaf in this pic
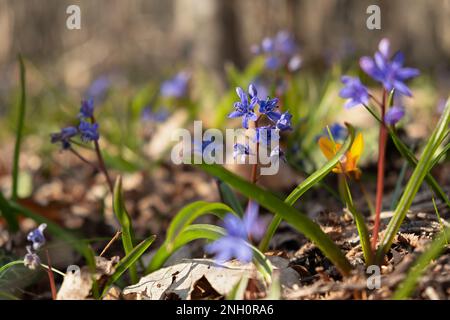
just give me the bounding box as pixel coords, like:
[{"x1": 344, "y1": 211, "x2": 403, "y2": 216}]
[
  {"x1": 196, "y1": 164, "x2": 352, "y2": 276},
  {"x1": 101, "y1": 235, "x2": 156, "y2": 298},
  {"x1": 0, "y1": 260, "x2": 24, "y2": 276},
  {"x1": 218, "y1": 180, "x2": 245, "y2": 217},
  {"x1": 113, "y1": 176, "x2": 137, "y2": 283},
  {"x1": 364, "y1": 103, "x2": 450, "y2": 209},
  {"x1": 376, "y1": 99, "x2": 450, "y2": 262},
  {"x1": 11, "y1": 55, "x2": 27, "y2": 202},
  {"x1": 146, "y1": 224, "x2": 272, "y2": 282},
  {"x1": 165, "y1": 201, "x2": 233, "y2": 245},
  {"x1": 0, "y1": 191, "x2": 19, "y2": 231},
  {"x1": 393, "y1": 227, "x2": 449, "y2": 299},
  {"x1": 259, "y1": 124, "x2": 356, "y2": 252}
]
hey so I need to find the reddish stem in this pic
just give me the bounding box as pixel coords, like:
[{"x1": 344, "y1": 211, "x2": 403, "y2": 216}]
[
  {"x1": 45, "y1": 249, "x2": 57, "y2": 300},
  {"x1": 371, "y1": 90, "x2": 388, "y2": 251}
]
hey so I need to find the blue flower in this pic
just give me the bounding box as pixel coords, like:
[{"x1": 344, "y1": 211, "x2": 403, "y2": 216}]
[
  {"x1": 327, "y1": 123, "x2": 347, "y2": 141},
  {"x1": 79, "y1": 98, "x2": 94, "y2": 119},
  {"x1": 258, "y1": 97, "x2": 281, "y2": 122},
  {"x1": 360, "y1": 38, "x2": 420, "y2": 97},
  {"x1": 275, "y1": 111, "x2": 292, "y2": 131},
  {"x1": 27, "y1": 223, "x2": 47, "y2": 250},
  {"x1": 160, "y1": 72, "x2": 190, "y2": 99},
  {"x1": 339, "y1": 76, "x2": 369, "y2": 108},
  {"x1": 79, "y1": 121, "x2": 99, "y2": 142},
  {"x1": 384, "y1": 106, "x2": 405, "y2": 125},
  {"x1": 233, "y1": 143, "x2": 250, "y2": 161},
  {"x1": 254, "y1": 31, "x2": 301, "y2": 72},
  {"x1": 141, "y1": 106, "x2": 170, "y2": 123},
  {"x1": 24, "y1": 246, "x2": 41, "y2": 270},
  {"x1": 50, "y1": 126, "x2": 78, "y2": 149},
  {"x1": 205, "y1": 201, "x2": 265, "y2": 263},
  {"x1": 255, "y1": 126, "x2": 279, "y2": 146},
  {"x1": 86, "y1": 76, "x2": 111, "y2": 101},
  {"x1": 228, "y1": 85, "x2": 258, "y2": 129}
]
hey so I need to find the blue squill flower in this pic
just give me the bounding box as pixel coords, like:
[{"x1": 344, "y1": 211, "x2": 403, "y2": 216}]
[
  {"x1": 255, "y1": 126, "x2": 279, "y2": 146},
  {"x1": 360, "y1": 38, "x2": 419, "y2": 96},
  {"x1": 79, "y1": 121, "x2": 99, "y2": 142},
  {"x1": 205, "y1": 201, "x2": 265, "y2": 263},
  {"x1": 275, "y1": 111, "x2": 292, "y2": 131},
  {"x1": 384, "y1": 106, "x2": 405, "y2": 125},
  {"x1": 24, "y1": 246, "x2": 41, "y2": 270},
  {"x1": 50, "y1": 126, "x2": 78, "y2": 149},
  {"x1": 327, "y1": 123, "x2": 347, "y2": 141},
  {"x1": 228, "y1": 85, "x2": 258, "y2": 129},
  {"x1": 141, "y1": 106, "x2": 170, "y2": 123},
  {"x1": 258, "y1": 97, "x2": 281, "y2": 122},
  {"x1": 27, "y1": 223, "x2": 47, "y2": 250},
  {"x1": 86, "y1": 76, "x2": 111, "y2": 101},
  {"x1": 160, "y1": 72, "x2": 190, "y2": 99},
  {"x1": 233, "y1": 143, "x2": 250, "y2": 161},
  {"x1": 79, "y1": 99, "x2": 94, "y2": 119},
  {"x1": 339, "y1": 76, "x2": 370, "y2": 108}
]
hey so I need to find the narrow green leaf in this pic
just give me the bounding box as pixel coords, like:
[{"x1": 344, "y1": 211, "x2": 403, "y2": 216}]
[
  {"x1": 0, "y1": 260, "x2": 24, "y2": 276},
  {"x1": 165, "y1": 201, "x2": 232, "y2": 244},
  {"x1": 393, "y1": 227, "x2": 449, "y2": 299},
  {"x1": 0, "y1": 191, "x2": 19, "y2": 231},
  {"x1": 11, "y1": 55, "x2": 27, "y2": 202},
  {"x1": 259, "y1": 124, "x2": 355, "y2": 253},
  {"x1": 196, "y1": 164, "x2": 352, "y2": 276},
  {"x1": 218, "y1": 180, "x2": 245, "y2": 217},
  {"x1": 376, "y1": 99, "x2": 450, "y2": 261},
  {"x1": 113, "y1": 176, "x2": 137, "y2": 283},
  {"x1": 101, "y1": 235, "x2": 156, "y2": 298}
]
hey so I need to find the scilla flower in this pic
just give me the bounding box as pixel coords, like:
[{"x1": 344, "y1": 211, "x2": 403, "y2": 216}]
[
  {"x1": 79, "y1": 98, "x2": 95, "y2": 119},
  {"x1": 79, "y1": 121, "x2": 99, "y2": 142},
  {"x1": 233, "y1": 143, "x2": 250, "y2": 162},
  {"x1": 160, "y1": 72, "x2": 190, "y2": 99},
  {"x1": 24, "y1": 246, "x2": 41, "y2": 270},
  {"x1": 384, "y1": 105, "x2": 405, "y2": 125},
  {"x1": 205, "y1": 201, "x2": 264, "y2": 263},
  {"x1": 339, "y1": 76, "x2": 369, "y2": 108},
  {"x1": 360, "y1": 38, "x2": 419, "y2": 97},
  {"x1": 228, "y1": 85, "x2": 258, "y2": 129},
  {"x1": 27, "y1": 223, "x2": 47, "y2": 250},
  {"x1": 50, "y1": 126, "x2": 78, "y2": 150}
]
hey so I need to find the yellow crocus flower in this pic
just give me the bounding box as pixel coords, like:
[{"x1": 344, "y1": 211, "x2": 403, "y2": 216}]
[{"x1": 318, "y1": 132, "x2": 364, "y2": 180}]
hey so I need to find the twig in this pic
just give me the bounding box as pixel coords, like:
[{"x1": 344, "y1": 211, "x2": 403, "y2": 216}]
[{"x1": 99, "y1": 231, "x2": 122, "y2": 257}]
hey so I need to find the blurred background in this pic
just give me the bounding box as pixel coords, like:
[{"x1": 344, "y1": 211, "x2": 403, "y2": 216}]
[{"x1": 1, "y1": 0, "x2": 450, "y2": 90}]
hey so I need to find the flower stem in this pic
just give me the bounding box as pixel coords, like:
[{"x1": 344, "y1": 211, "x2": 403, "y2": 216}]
[
  {"x1": 371, "y1": 90, "x2": 388, "y2": 251},
  {"x1": 45, "y1": 249, "x2": 57, "y2": 300},
  {"x1": 90, "y1": 116, "x2": 113, "y2": 193}
]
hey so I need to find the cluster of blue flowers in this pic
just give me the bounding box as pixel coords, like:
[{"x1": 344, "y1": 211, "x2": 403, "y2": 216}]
[
  {"x1": 51, "y1": 99, "x2": 100, "y2": 149},
  {"x1": 23, "y1": 223, "x2": 47, "y2": 270},
  {"x1": 206, "y1": 201, "x2": 265, "y2": 263},
  {"x1": 229, "y1": 84, "x2": 292, "y2": 160},
  {"x1": 252, "y1": 31, "x2": 302, "y2": 72},
  {"x1": 340, "y1": 38, "x2": 419, "y2": 125}
]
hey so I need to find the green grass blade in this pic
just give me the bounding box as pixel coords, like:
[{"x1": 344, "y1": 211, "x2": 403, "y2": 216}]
[
  {"x1": 11, "y1": 55, "x2": 27, "y2": 202},
  {"x1": 197, "y1": 164, "x2": 352, "y2": 276},
  {"x1": 365, "y1": 103, "x2": 450, "y2": 209},
  {"x1": 218, "y1": 180, "x2": 245, "y2": 217},
  {"x1": 165, "y1": 201, "x2": 233, "y2": 245},
  {"x1": 390, "y1": 130, "x2": 450, "y2": 209},
  {"x1": 0, "y1": 191, "x2": 19, "y2": 231},
  {"x1": 113, "y1": 176, "x2": 137, "y2": 283},
  {"x1": 259, "y1": 124, "x2": 356, "y2": 253},
  {"x1": 338, "y1": 177, "x2": 373, "y2": 265},
  {"x1": 146, "y1": 224, "x2": 272, "y2": 282},
  {"x1": 393, "y1": 227, "x2": 449, "y2": 299},
  {"x1": 0, "y1": 260, "x2": 24, "y2": 276},
  {"x1": 101, "y1": 235, "x2": 156, "y2": 298},
  {"x1": 376, "y1": 99, "x2": 450, "y2": 262}
]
